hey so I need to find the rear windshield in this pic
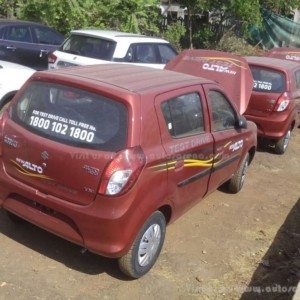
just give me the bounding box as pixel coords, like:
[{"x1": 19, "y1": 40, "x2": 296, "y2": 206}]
[
  {"x1": 250, "y1": 66, "x2": 286, "y2": 93},
  {"x1": 60, "y1": 34, "x2": 116, "y2": 61},
  {"x1": 12, "y1": 82, "x2": 128, "y2": 151}
]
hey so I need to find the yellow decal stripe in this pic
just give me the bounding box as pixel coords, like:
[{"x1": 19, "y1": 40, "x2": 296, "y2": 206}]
[{"x1": 203, "y1": 57, "x2": 247, "y2": 69}]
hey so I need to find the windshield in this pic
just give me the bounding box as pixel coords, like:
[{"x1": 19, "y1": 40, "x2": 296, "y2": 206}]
[
  {"x1": 12, "y1": 82, "x2": 128, "y2": 151},
  {"x1": 250, "y1": 66, "x2": 286, "y2": 93},
  {"x1": 60, "y1": 34, "x2": 116, "y2": 61}
]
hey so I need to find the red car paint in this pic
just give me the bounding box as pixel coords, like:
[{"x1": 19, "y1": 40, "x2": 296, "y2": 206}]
[
  {"x1": 0, "y1": 63, "x2": 256, "y2": 276},
  {"x1": 165, "y1": 49, "x2": 253, "y2": 115},
  {"x1": 265, "y1": 47, "x2": 300, "y2": 62},
  {"x1": 244, "y1": 56, "x2": 298, "y2": 142},
  {"x1": 265, "y1": 47, "x2": 300, "y2": 126}
]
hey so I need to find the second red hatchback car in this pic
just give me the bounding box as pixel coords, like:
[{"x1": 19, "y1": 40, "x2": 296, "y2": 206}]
[{"x1": 244, "y1": 56, "x2": 298, "y2": 154}]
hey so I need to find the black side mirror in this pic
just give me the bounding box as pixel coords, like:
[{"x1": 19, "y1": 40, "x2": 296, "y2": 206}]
[{"x1": 237, "y1": 115, "x2": 247, "y2": 129}]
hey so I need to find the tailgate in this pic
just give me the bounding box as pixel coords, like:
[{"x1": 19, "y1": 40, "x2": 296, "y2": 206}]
[{"x1": 3, "y1": 81, "x2": 128, "y2": 205}]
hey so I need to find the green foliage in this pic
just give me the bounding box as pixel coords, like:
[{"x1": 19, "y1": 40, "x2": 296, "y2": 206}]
[
  {"x1": 14, "y1": 0, "x2": 160, "y2": 36},
  {"x1": 163, "y1": 22, "x2": 186, "y2": 51},
  {"x1": 17, "y1": 0, "x2": 96, "y2": 35},
  {"x1": 215, "y1": 30, "x2": 264, "y2": 55},
  {"x1": 261, "y1": 0, "x2": 300, "y2": 16},
  {"x1": 192, "y1": 25, "x2": 214, "y2": 49}
]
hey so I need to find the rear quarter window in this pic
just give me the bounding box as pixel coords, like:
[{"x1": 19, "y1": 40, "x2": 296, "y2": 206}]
[
  {"x1": 12, "y1": 82, "x2": 128, "y2": 151},
  {"x1": 250, "y1": 66, "x2": 286, "y2": 93},
  {"x1": 161, "y1": 92, "x2": 204, "y2": 138}
]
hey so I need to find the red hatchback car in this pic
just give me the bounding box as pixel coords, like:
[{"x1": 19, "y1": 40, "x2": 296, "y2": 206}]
[
  {"x1": 0, "y1": 64, "x2": 256, "y2": 278},
  {"x1": 244, "y1": 56, "x2": 298, "y2": 154},
  {"x1": 265, "y1": 47, "x2": 300, "y2": 126}
]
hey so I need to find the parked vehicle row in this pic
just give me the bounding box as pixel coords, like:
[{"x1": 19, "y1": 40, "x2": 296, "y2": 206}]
[
  {"x1": 0, "y1": 20, "x2": 299, "y2": 279},
  {"x1": 165, "y1": 50, "x2": 298, "y2": 155},
  {"x1": 0, "y1": 52, "x2": 257, "y2": 278}
]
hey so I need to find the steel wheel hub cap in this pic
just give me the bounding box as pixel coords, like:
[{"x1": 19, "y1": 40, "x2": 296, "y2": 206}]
[{"x1": 138, "y1": 224, "x2": 161, "y2": 267}]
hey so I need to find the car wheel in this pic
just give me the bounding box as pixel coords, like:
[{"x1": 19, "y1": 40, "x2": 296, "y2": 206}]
[
  {"x1": 118, "y1": 211, "x2": 166, "y2": 279},
  {"x1": 274, "y1": 129, "x2": 291, "y2": 155},
  {"x1": 6, "y1": 211, "x2": 25, "y2": 224},
  {"x1": 228, "y1": 153, "x2": 249, "y2": 194}
]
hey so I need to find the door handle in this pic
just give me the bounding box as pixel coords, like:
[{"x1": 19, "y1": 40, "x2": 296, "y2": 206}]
[
  {"x1": 6, "y1": 46, "x2": 16, "y2": 51},
  {"x1": 39, "y1": 49, "x2": 49, "y2": 57}
]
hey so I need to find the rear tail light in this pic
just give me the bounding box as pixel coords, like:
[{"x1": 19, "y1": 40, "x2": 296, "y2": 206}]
[
  {"x1": 48, "y1": 53, "x2": 57, "y2": 64},
  {"x1": 98, "y1": 146, "x2": 146, "y2": 196},
  {"x1": 274, "y1": 92, "x2": 290, "y2": 112}
]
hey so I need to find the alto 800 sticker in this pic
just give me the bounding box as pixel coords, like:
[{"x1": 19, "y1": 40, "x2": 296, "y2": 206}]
[{"x1": 29, "y1": 110, "x2": 96, "y2": 143}]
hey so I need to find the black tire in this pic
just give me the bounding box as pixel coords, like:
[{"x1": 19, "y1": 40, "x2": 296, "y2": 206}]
[
  {"x1": 6, "y1": 211, "x2": 25, "y2": 224},
  {"x1": 228, "y1": 153, "x2": 250, "y2": 194},
  {"x1": 274, "y1": 129, "x2": 291, "y2": 155},
  {"x1": 118, "y1": 211, "x2": 166, "y2": 279}
]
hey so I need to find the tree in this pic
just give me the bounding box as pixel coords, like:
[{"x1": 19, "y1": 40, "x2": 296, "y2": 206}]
[
  {"x1": 16, "y1": 0, "x2": 161, "y2": 36},
  {"x1": 261, "y1": 0, "x2": 300, "y2": 16}
]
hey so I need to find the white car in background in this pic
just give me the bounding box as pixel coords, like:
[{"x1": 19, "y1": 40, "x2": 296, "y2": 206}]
[
  {"x1": 48, "y1": 30, "x2": 178, "y2": 69},
  {"x1": 0, "y1": 60, "x2": 35, "y2": 112}
]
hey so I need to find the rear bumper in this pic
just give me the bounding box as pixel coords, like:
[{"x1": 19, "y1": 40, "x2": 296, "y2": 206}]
[
  {"x1": 0, "y1": 165, "x2": 143, "y2": 258},
  {"x1": 244, "y1": 111, "x2": 296, "y2": 140}
]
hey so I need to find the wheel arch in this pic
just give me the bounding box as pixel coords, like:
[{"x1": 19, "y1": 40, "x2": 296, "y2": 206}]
[
  {"x1": 248, "y1": 146, "x2": 256, "y2": 165},
  {"x1": 0, "y1": 91, "x2": 16, "y2": 108},
  {"x1": 158, "y1": 204, "x2": 172, "y2": 224}
]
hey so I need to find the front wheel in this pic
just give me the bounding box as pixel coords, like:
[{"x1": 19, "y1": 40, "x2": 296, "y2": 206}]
[
  {"x1": 274, "y1": 129, "x2": 291, "y2": 155},
  {"x1": 118, "y1": 211, "x2": 166, "y2": 279},
  {"x1": 228, "y1": 153, "x2": 249, "y2": 194}
]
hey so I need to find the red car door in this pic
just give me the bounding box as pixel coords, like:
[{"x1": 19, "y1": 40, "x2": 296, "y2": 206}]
[
  {"x1": 155, "y1": 86, "x2": 214, "y2": 216},
  {"x1": 203, "y1": 84, "x2": 247, "y2": 192}
]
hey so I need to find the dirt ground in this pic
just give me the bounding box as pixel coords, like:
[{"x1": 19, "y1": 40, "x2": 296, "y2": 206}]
[{"x1": 0, "y1": 131, "x2": 299, "y2": 300}]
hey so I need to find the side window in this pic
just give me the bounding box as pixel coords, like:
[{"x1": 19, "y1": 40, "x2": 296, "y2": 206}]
[
  {"x1": 161, "y1": 92, "x2": 204, "y2": 138},
  {"x1": 209, "y1": 90, "x2": 236, "y2": 131},
  {"x1": 5, "y1": 26, "x2": 32, "y2": 43},
  {"x1": 125, "y1": 44, "x2": 158, "y2": 63},
  {"x1": 33, "y1": 26, "x2": 63, "y2": 45},
  {"x1": 158, "y1": 44, "x2": 177, "y2": 64},
  {"x1": 295, "y1": 70, "x2": 300, "y2": 89}
]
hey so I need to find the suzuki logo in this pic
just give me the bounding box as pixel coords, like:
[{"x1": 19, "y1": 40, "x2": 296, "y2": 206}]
[{"x1": 41, "y1": 151, "x2": 49, "y2": 160}]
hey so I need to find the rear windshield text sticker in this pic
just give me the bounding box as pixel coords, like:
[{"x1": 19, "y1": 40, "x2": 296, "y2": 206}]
[{"x1": 29, "y1": 110, "x2": 96, "y2": 143}]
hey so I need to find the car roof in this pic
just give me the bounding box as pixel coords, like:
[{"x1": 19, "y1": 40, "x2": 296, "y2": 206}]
[
  {"x1": 246, "y1": 56, "x2": 300, "y2": 72},
  {"x1": 70, "y1": 29, "x2": 169, "y2": 44},
  {"x1": 0, "y1": 19, "x2": 48, "y2": 27},
  {"x1": 265, "y1": 47, "x2": 300, "y2": 60},
  {"x1": 36, "y1": 63, "x2": 211, "y2": 94}
]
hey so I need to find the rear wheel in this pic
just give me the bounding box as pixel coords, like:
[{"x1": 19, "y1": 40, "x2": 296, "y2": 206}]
[
  {"x1": 274, "y1": 129, "x2": 291, "y2": 154},
  {"x1": 118, "y1": 211, "x2": 166, "y2": 279},
  {"x1": 228, "y1": 153, "x2": 249, "y2": 194}
]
